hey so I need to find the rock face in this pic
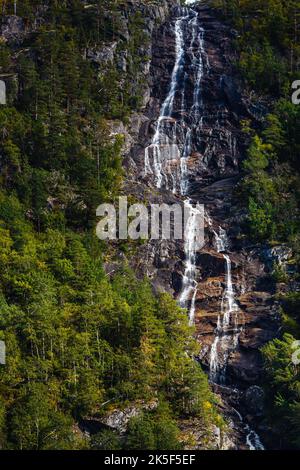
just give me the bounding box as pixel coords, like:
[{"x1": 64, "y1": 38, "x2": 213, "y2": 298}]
[
  {"x1": 0, "y1": 15, "x2": 26, "y2": 44},
  {"x1": 87, "y1": 42, "x2": 118, "y2": 67},
  {"x1": 79, "y1": 400, "x2": 158, "y2": 437},
  {"x1": 112, "y1": 0, "x2": 281, "y2": 449},
  {"x1": 100, "y1": 400, "x2": 158, "y2": 434}
]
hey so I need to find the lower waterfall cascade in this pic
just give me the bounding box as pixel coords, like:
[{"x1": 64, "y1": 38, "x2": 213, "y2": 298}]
[
  {"x1": 142, "y1": 1, "x2": 266, "y2": 450},
  {"x1": 179, "y1": 200, "x2": 202, "y2": 326},
  {"x1": 209, "y1": 227, "x2": 242, "y2": 385}
]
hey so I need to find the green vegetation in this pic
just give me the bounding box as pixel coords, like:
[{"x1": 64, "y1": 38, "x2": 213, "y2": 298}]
[
  {"x1": 212, "y1": 0, "x2": 300, "y2": 95},
  {"x1": 238, "y1": 101, "x2": 300, "y2": 244},
  {"x1": 0, "y1": 0, "x2": 220, "y2": 450},
  {"x1": 0, "y1": 213, "x2": 217, "y2": 449},
  {"x1": 262, "y1": 333, "x2": 300, "y2": 449},
  {"x1": 212, "y1": 0, "x2": 300, "y2": 449},
  {"x1": 212, "y1": 1, "x2": 300, "y2": 246}
]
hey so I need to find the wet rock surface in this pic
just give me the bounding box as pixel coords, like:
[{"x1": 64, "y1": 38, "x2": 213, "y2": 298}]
[{"x1": 80, "y1": 400, "x2": 158, "y2": 436}]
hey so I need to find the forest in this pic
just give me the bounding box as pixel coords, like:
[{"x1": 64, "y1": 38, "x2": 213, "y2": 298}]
[
  {"x1": 212, "y1": 0, "x2": 300, "y2": 449},
  {"x1": 0, "y1": 0, "x2": 221, "y2": 450}
]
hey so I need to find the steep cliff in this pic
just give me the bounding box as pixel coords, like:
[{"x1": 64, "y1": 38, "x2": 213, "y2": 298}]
[{"x1": 117, "y1": 1, "x2": 283, "y2": 449}]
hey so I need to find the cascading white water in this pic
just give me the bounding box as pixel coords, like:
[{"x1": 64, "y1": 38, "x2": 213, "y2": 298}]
[
  {"x1": 180, "y1": 14, "x2": 207, "y2": 195},
  {"x1": 179, "y1": 200, "x2": 202, "y2": 325},
  {"x1": 222, "y1": 254, "x2": 239, "y2": 327},
  {"x1": 190, "y1": 18, "x2": 205, "y2": 123},
  {"x1": 209, "y1": 228, "x2": 265, "y2": 450},
  {"x1": 144, "y1": 6, "x2": 209, "y2": 322},
  {"x1": 233, "y1": 407, "x2": 265, "y2": 450},
  {"x1": 144, "y1": 13, "x2": 188, "y2": 189},
  {"x1": 246, "y1": 427, "x2": 265, "y2": 451},
  {"x1": 213, "y1": 226, "x2": 228, "y2": 253},
  {"x1": 177, "y1": 10, "x2": 208, "y2": 322},
  {"x1": 144, "y1": 8, "x2": 208, "y2": 193},
  {"x1": 209, "y1": 227, "x2": 241, "y2": 384},
  {"x1": 144, "y1": 4, "x2": 264, "y2": 450}
]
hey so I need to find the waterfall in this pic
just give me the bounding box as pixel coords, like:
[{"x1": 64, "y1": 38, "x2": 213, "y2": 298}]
[
  {"x1": 222, "y1": 254, "x2": 239, "y2": 328},
  {"x1": 144, "y1": 2, "x2": 265, "y2": 451},
  {"x1": 209, "y1": 228, "x2": 264, "y2": 450},
  {"x1": 144, "y1": 8, "x2": 209, "y2": 194},
  {"x1": 209, "y1": 227, "x2": 241, "y2": 384},
  {"x1": 233, "y1": 407, "x2": 265, "y2": 451},
  {"x1": 144, "y1": 6, "x2": 209, "y2": 322},
  {"x1": 178, "y1": 10, "x2": 207, "y2": 321},
  {"x1": 144, "y1": 1, "x2": 266, "y2": 450},
  {"x1": 144, "y1": 13, "x2": 188, "y2": 189},
  {"x1": 246, "y1": 427, "x2": 265, "y2": 451},
  {"x1": 213, "y1": 226, "x2": 228, "y2": 253}
]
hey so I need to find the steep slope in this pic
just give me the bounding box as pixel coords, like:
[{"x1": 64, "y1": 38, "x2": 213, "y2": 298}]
[
  {"x1": 0, "y1": 0, "x2": 222, "y2": 450},
  {"x1": 121, "y1": 1, "x2": 281, "y2": 449},
  {"x1": 0, "y1": 0, "x2": 292, "y2": 451}
]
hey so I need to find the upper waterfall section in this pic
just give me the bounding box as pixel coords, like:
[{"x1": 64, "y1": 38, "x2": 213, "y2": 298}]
[{"x1": 144, "y1": 5, "x2": 209, "y2": 196}]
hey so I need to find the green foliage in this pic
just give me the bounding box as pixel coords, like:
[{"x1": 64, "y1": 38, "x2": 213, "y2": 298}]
[
  {"x1": 9, "y1": 383, "x2": 76, "y2": 450},
  {"x1": 239, "y1": 41, "x2": 286, "y2": 95},
  {"x1": 0, "y1": 0, "x2": 222, "y2": 451},
  {"x1": 214, "y1": 2, "x2": 300, "y2": 246},
  {"x1": 213, "y1": 0, "x2": 300, "y2": 450},
  {"x1": 272, "y1": 263, "x2": 289, "y2": 283},
  {"x1": 272, "y1": 99, "x2": 300, "y2": 170},
  {"x1": 279, "y1": 293, "x2": 300, "y2": 337},
  {"x1": 0, "y1": 206, "x2": 217, "y2": 449},
  {"x1": 242, "y1": 135, "x2": 273, "y2": 176},
  {"x1": 262, "y1": 334, "x2": 300, "y2": 448},
  {"x1": 0, "y1": 0, "x2": 153, "y2": 231},
  {"x1": 212, "y1": 0, "x2": 300, "y2": 95},
  {"x1": 240, "y1": 113, "x2": 300, "y2": 243}
]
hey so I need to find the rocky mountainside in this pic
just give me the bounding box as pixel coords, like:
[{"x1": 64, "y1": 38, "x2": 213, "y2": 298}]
[
  {"x1": 1, "y1": 0, "x2": 294, "y2": 452},
  {"x1": 114, "y1": 0, "x2": 285, "y2": 449}
]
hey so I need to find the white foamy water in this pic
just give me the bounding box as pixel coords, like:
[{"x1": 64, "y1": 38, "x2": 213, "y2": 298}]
[
  {"x1": 246, "y1": 427, "x2": 265, "y2": 451},
  {"x1": 144, "y1": 7, "x2": 209, "y2": 322},
  {"x1": 179, "y1": 200, "x2": 203, "y2": 325},
  {"x1": 209, "y1": 227, "x2": 241, "y2": 384},
  {"x1": 144, "y1": 14, "x2": 188, "y2": 189},
  {"x1": 144, "y1": 8, "x2": 209, "y2": 195}
]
